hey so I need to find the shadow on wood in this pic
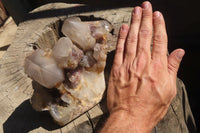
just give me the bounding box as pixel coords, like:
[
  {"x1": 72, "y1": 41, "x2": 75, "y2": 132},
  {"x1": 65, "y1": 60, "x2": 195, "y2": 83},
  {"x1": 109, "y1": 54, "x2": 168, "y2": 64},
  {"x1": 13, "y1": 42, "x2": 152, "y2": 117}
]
[
  {"x1": 2, "y1": 98, "x2": 110, "y2": 133},
  {"x1": 0, "y1": 44, "x2": 10, "y2": 51},
  {"x1": 25, "y1": 5, "x2": 130, "y2": 22},
  {"x1": 3, "y1": 100, "x2": 61, "y2": 133}
]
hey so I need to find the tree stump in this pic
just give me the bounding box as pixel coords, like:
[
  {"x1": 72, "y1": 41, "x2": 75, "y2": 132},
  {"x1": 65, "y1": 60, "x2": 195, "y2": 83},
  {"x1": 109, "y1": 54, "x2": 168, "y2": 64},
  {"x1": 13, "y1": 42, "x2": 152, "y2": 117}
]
[{"x1": 0, "y1": 3, "x2": 196, "y2": 133}]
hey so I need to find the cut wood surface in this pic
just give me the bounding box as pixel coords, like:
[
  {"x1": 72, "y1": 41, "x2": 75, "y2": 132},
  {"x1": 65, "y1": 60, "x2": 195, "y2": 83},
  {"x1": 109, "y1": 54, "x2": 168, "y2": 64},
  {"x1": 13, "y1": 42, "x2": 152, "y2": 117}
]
[
  {"x1": 0, "y1": 3, "x2": 195, "y2": 133},
  {"x1": 0, "y1": 3, "x2": 132, "y2": 133}
]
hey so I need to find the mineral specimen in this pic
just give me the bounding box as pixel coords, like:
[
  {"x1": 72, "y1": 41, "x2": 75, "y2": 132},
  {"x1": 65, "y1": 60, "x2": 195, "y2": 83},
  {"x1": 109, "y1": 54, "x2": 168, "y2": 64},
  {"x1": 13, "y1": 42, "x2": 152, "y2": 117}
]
[
  {"x1": 24, "y1": 49, "x2": 65, "y2": 88},
  {"x1": 87, "y1": 20, "x2": 113, "y2": 42},
  {"x1": 24, "y1": 17, "x2": 113, "y2": 125},
  {"x1": 61, "y1": 17, "x2": 96, "y2": 51},
  {"x1": 52, "y1": 37, "x2": 84, "y2": 69}
]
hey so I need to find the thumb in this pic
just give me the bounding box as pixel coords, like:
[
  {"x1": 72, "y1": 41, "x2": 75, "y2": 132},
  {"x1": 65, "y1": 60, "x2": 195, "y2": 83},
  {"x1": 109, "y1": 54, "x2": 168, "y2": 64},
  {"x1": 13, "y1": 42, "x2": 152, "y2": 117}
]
[{"x1": 168, "y1": 49, "x2": 185, "y2": 76}]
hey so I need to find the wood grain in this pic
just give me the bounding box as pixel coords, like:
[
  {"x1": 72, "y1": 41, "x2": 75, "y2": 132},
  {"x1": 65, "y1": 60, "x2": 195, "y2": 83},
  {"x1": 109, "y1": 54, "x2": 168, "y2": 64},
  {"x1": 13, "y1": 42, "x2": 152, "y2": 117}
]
[{"x1": 0, "y1": 3, "x2": 132, "y2": 132}]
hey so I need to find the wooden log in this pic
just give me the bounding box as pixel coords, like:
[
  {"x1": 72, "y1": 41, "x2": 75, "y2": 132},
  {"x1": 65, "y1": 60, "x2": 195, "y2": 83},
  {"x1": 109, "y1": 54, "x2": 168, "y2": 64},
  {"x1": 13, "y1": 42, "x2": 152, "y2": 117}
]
[
  {"x1": 0, "y1": 3, "x2": 195, "y2": 133},
  {"x1": 0, "y1": 3, "x2": 132, "y2": 133}
]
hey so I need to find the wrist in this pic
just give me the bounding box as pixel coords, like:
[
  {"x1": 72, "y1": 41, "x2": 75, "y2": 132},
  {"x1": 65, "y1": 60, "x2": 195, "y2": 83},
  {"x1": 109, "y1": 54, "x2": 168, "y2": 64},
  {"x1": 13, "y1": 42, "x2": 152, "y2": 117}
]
[{"x1": 108, "y1": 110, "x2": 153, "y2": 133}]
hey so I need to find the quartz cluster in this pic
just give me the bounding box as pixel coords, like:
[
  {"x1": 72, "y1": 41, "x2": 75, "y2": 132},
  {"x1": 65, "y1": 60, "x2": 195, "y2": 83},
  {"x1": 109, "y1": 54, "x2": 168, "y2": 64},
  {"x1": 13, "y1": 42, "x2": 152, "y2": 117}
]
[{"x1": 24, "y1": 17, "x2": 113, "y2": 125}]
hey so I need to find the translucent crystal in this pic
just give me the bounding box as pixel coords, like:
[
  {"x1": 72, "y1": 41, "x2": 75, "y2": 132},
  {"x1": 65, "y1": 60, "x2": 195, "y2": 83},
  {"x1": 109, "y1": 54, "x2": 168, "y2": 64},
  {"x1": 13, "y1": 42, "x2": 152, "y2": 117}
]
[
  {"x1": 53, "y1": 70, "x2": 105, "y2": 125},
  {"x1": 66, "y1": 68, "x2": 82, "y2": 88},
  {"x1": 61, "y1": 17, "x2": 96, "y2": 51},
  {"x1": 52, "y1": 37, "x2": 84, "y2": 69},
  {"x1": 86, "y1": 20, "x2": 113, "y2": 43},
  {"x1": 24, "y1": 49, "x2": 64, "y2": 88},
  {"x1": 79, "y1": 51, "x2": 96, "y2": 68},
  {"x1": 65, "y1": 70, "x2": 105, "y2": 101},
  {"x1": 93, "y1": 43, "x2": 107, "y2": 61},
  {"x1": 27, "y1": 17, "x2": 114, "y2": 126}
]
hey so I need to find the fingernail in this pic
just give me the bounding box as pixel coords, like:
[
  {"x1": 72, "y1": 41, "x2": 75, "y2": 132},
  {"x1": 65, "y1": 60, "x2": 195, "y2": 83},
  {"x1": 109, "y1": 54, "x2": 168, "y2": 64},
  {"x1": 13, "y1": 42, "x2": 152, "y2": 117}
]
[
  {"x1": 134, "y1": 7, "x2": 140, "y2": 15},
  {"x1": 142, "y1": 2, "x2": 149, "y2": 9},
  {"x1": 121, "y1": 24, "x2": 128, "y2": 31},
  {"x1": 154, "y1": 11, "x2": 160, "y2": 18},
  {"x1": 176, "y1": 50, "x2": 185, "y2": 60}
]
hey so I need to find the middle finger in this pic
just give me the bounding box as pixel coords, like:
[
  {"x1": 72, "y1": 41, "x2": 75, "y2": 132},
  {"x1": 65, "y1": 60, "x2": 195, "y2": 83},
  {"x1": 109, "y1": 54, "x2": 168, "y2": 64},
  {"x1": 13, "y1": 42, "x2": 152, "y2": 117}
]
[
  {"x1": 137, "y1": 1, "x2": 153, "y2": 62},
  {"x1": 123, "y1": 7, "x2": 142, "y2": 64}
]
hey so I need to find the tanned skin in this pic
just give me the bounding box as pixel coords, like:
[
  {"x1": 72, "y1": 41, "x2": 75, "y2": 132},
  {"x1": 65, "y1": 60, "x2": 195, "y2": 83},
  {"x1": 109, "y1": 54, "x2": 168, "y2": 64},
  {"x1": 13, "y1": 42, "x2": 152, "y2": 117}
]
[{"x1": 100, "y1": 1, "x2": 185, "y2": 133}]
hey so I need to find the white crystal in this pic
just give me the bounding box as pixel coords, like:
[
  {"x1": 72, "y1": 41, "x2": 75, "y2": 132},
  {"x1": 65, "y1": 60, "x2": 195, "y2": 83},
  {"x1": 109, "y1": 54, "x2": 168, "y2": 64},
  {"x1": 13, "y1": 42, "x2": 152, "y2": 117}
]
[
  {"x1": 52, "y1": 37, "x2": 84, "y2": 69},
  {"x1": 86, "y1": 20, "x2": 113, "y2": 42},
  {"x1": 93, "y1": 43, "x2": 107, "y2": 61},
  {"x1": 61, "y1": 17, "x2": 96, "y2": 51},
  {"x1": 27, "y1": 17, "x2": 113, "y2": 126},
  {"x1": 24, "y1": 49, "x2": 64, "y2": 88},
  {"x1": 54, "y1": 70, "x2": 105, "y2": 125}
]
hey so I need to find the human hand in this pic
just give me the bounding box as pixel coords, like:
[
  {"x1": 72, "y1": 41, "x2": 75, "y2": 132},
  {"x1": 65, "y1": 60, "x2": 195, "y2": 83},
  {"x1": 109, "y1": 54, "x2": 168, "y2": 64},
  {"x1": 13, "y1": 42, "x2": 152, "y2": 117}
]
[{"x1": 106, "y1": 1, "x2": 185, "y2": 132}]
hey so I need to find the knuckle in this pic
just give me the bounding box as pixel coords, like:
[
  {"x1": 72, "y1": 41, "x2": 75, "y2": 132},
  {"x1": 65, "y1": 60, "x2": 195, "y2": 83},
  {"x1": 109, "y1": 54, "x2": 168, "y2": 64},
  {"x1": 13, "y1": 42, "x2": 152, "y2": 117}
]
[
  {"x1": 139, "y1": 28, "x2": 152, "y2": 39},
  {"x1": 123, "y1": 62, "x2": 136, "y2": 78},
  {"x1": 154, "y1": 34, "x2": 165, "y2": 44},
  {"x1": 143, "y1": 11, "x2": 152, "y2": 18},
  {"x1": 119, "y1": 68, "x2": 125, "y2": 77},
  {"x1": 127, "y1": 33, "x2": 138, "y2": 44},
  {"x1": 138, "y1": 52, "x2": 149, "y2": 68},
  {"x1": 111, "y1": 66, "x2": 120, "y2": 77},
  {"x1": 154, "y1": 17, "x2": 164, "y2": 25},
  {"x1": 128, "y1": 67, "x2": 135, "y2": 75},
  {"x1": 139, "y1": 58, "x2": 146, "y2": 67},
  {"x1": 118, "y1": 32, "x2": 127, "y2": 40},
  {"x1": 113, "y1": 59, "x2": 121, "y2": 67},
  {"x1": 138, "y1": 50, "x2": 148, "y2": 61},
  {"x1": 112, "y1": 67, "x2": 125, "y2": 77},
  {"x1": 136, "y1": 57, "x2": 146, "y2": 71},
  {"x1": 149, "y1": 75, "x2": 158, "y2": 84},
  {"x1": 119, "y1": 77, "x2": 124, "y2": 84},
  {"x1": 116, "y1": 46, "x2": 123, "y2": 54},
  {"x1": 153, "y1": 48, "x2": 163, "y2": 56},
  {"x1": 152, "y1": 60, "x2": 163, "y2": 69},
  {"x1": 131, "y1": 16, "x2": 141, "y2": 23},
  {"x1": 124, "y1": 62, "x2": 131, "y2": 70},
  {"x1": 168, "y1": 63, "x2": 178, "y2": 73},
  {"x1": 125, "y1": 50, "x2": 134, "y2": 57}
]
